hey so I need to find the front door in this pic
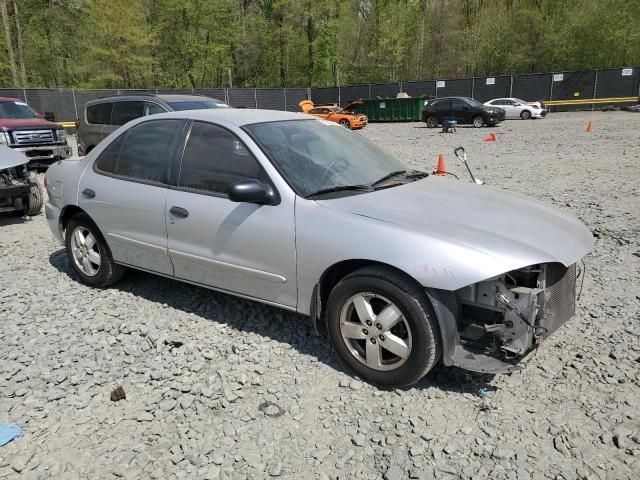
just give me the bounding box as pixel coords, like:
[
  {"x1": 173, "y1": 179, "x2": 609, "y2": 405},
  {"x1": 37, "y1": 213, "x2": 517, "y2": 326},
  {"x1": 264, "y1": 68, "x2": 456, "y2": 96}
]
[
  {"x1": 451, "y1": 98, "x2": 471, "y2": 123},
  {"x1": 165, "y1": 121, "x2": 297, "y2": 308},
  {"x1": 79, "y1": 119, "x2": 186, "y2": 275}
]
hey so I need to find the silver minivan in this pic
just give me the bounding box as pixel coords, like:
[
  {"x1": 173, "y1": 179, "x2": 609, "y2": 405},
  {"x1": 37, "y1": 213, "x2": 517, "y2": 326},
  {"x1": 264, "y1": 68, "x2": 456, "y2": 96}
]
[{"x1": 77, "y1": 94, "x2": 228, "y2": 155}]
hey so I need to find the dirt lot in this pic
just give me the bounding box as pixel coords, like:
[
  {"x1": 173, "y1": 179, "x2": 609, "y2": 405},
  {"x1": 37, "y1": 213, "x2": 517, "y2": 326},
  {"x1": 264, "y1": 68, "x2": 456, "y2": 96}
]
[{"x1": 1, "y1": 111, "x2": 639, "y2": 480}]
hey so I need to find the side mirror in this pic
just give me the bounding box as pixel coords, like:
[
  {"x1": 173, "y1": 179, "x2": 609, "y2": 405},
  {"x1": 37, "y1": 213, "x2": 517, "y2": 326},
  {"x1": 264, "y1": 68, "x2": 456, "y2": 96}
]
[
  {"x1": 44, "y1": 111, "x2": 56, "y2": 122},
  {"x1": 228, "y1": 179, "x2": 279, "y2": 205}
]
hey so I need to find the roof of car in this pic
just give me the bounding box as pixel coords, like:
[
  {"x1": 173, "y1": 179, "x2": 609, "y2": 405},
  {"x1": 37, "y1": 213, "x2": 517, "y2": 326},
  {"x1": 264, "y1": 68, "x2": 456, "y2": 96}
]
[
  {"x1": 150, "y1": 108, "x2": 306, "y2": 127},
  {"x1": 86, "y1": 94, "x2": 224, "y2": 105},
  {"x1": 156, "y1": 94, "x2": 223, "y2": 102},
  {"x1": 0, "y1": 97, "x2": 22, "y2": 102}
]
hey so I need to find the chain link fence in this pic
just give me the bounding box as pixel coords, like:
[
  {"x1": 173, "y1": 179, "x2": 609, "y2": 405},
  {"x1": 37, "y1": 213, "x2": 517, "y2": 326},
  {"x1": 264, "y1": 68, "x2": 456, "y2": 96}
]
[{"x1": 1, "y1": 67, "x2": 637, "y2": 121}]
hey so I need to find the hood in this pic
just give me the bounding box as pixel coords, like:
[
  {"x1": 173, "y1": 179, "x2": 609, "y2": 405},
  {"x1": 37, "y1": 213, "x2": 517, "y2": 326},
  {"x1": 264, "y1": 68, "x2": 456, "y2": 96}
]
[
  {"x1": 318, "y1": 177, "x2": 593, "y2": 270},
  {"x1": 0, "y1": 118, "x2": 59, "y2": 129},
  {"x1": 342, "y1": 99, "x2": 364, "y2": 113},
  {"x1": 0, "y1": 145, "x2": 28, "y2": 169},
  {"x1": 298, "y1": 100, "x2": 314, "y2": 113}
]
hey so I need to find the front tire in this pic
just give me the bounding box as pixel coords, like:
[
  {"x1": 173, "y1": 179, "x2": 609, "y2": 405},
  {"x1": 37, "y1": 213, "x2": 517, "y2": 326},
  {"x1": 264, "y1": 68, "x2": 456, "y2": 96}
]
[
  {"x1": 65, "y1": 213, "x2": 126, "y2": 287},
  {"x1": 520, "y1": 110, "x2": 531, "y2": 120},
  {"x1": 326, "y1": 266, "x2": 441, "y2": 387},
  {"x1": 24, "y1": 180, "x2": 44, "y2": 217},
  {"x1": 472, "y1": 115, "x2": 485, "y2": 128},
  {"x1": 339, "y1": 119, "x2": 351, "y2": 129}
]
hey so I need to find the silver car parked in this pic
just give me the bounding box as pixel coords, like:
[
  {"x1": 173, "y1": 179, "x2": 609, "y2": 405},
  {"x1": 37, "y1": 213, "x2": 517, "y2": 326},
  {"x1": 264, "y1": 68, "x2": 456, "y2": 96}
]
[{"x1": 44, "y1": 109, "x2": 592, "y2": 387}]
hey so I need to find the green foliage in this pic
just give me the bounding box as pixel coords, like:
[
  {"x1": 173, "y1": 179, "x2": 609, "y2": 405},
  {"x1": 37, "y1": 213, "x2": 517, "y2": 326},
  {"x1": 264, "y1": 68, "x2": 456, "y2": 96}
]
[{"x1": 0, "y1": 0, "x2": 638, "y2": 88}]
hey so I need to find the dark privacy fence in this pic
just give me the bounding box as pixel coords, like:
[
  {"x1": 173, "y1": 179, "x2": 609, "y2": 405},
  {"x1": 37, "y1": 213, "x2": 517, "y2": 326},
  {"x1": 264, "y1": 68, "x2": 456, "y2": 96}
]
[{"x1": 1, "y1": 67, "x2": 638, "y2": 121}]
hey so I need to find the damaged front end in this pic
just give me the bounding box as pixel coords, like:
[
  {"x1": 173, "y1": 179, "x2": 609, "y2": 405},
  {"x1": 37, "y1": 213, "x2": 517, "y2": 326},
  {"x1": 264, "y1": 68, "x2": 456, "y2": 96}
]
[
  {"x1": 451, "y1": 262, "x2": 579, "y2": 373},
  {"x1": 0, "y1": 163, "x2": 32, "y2": 213}
]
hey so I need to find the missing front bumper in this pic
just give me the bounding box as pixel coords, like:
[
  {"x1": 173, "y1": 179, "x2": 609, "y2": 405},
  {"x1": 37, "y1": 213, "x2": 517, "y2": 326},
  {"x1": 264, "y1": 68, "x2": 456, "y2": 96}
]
[{"x1": 453, "y1": 263, "x2": 578, "y2": 369}]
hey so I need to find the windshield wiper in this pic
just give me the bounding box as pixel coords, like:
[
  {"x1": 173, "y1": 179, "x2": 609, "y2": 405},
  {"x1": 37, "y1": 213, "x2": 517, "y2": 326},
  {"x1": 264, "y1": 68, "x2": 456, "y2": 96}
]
[
  {"x1": 371, "y1": 170, "x2": 407, "y2": 187},
  {"x1": 305, "y1": 184, "x2": 371, "y2": 199}
]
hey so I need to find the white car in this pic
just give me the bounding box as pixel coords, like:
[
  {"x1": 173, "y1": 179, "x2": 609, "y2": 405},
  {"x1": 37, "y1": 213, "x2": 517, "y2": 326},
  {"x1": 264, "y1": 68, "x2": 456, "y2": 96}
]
[{"x1": 483, "y1": 98, "x2": 547, "y2": 119}]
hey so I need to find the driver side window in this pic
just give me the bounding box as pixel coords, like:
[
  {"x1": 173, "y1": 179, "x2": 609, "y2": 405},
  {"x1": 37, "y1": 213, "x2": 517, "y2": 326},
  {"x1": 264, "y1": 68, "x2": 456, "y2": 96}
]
[{"x1": 178, "y1": 122, "x2": 264, "y2": 195}]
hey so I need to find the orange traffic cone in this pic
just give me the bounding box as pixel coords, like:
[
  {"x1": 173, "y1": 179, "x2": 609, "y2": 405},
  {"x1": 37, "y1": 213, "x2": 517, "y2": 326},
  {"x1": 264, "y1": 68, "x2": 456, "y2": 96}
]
[
  {"x1": 585, "y1": 121, "x2": 593, "y2": 133},
  {"x1": 434, "y1": 154, "x2": 447, "y2": 176},
  {"x1": 484, "y1": 133, "x2": 496, "y2": 142}
]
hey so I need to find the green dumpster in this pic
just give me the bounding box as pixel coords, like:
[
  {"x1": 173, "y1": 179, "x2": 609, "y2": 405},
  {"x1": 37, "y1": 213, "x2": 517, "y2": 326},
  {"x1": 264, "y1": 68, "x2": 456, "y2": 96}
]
[{"x1": 353, "y1": 97, "x2": 428, "y2": 122}]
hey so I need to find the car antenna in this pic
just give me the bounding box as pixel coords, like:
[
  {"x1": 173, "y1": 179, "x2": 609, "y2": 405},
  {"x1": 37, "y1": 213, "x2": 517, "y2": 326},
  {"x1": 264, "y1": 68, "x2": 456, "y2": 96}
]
[{"x1": 454, "y1": 147, "x2": 484, "y2": 185}]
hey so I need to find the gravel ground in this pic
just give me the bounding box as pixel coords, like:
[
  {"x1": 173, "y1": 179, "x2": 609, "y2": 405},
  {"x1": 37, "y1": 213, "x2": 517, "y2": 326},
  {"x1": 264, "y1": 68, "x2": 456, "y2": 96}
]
[{"x1": 1, "y1": 111, "x2": 639, "y2": 480}]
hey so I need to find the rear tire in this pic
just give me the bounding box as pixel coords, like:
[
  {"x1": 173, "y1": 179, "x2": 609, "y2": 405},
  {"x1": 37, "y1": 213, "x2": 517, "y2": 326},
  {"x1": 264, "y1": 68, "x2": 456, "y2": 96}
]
[
  {"x1": 520, "y1": 110, "x2": 531, "y2": 120},
  {"x1": 65, "y1": 213, "x2": 126, "y2": 288},
  {"x1": 425, "y1": 116, "x2": 439, "y2": 128},
  {"x1": 25, "y1": 180, "x2": 43, "y2": 216},
  {"x1": 472, "y1": 115, "x2": 485, "y2": 128},
  {"x1": 326, "y1": 266, "x2": 441, "y2": 387}
]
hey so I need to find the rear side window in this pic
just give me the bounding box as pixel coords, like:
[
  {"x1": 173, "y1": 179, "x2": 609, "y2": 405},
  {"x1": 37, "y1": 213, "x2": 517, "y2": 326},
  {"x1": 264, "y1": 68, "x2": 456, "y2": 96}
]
[
  {"x1": 94, "y1": 119, "x2": 183, "y2": 184},
  {"x1": 178, "y1": 122, "x2": 263, "y2": 195},
  {"x1": 86, "y1": 103, "x2": 112, "y2": 124},
  {"x1": 111, "y1": 101, "x2": 145, "y2": 126},
  {"x1": 94, "y1": 134, "x2": 123, "y2": 174},
  {"x1": 115, "y1": 120, "x2": 183, "y2": 183}
]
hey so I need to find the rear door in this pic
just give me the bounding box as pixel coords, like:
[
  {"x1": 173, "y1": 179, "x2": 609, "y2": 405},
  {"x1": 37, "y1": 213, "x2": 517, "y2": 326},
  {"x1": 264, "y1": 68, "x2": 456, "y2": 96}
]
[
  {"x1": 79, "y1": 118, "x2": 187, "y2": 275},
  {"x1": 165, "y1": 121, "x2": 297, "y2": 307}
]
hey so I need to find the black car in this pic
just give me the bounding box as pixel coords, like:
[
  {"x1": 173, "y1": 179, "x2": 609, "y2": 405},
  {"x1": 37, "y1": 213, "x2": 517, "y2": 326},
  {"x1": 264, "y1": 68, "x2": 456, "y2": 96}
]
[{"x1": 422, "y1": 96, "x2": 505, "y2": 128}]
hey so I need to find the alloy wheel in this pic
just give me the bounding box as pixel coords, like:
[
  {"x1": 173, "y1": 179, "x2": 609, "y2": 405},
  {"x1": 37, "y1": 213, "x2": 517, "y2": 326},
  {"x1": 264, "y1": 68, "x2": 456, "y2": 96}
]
[
  {"x1": 339, "y1": 292, "x2": 413, "y2": 371},
  {"x1": 70, "y1": 226, "x2": 101, "y2": 276}
]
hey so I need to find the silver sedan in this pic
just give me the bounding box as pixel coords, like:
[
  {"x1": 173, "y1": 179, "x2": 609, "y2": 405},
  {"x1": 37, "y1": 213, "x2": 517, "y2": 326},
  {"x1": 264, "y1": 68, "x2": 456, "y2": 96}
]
[{"x1": 44, "y1": 109, "x2": 592, "y2": 387}]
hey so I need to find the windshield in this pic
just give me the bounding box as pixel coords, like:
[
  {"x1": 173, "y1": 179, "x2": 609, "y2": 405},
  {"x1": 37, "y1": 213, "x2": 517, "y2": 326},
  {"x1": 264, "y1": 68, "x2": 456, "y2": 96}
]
[
  {"x1": 245, "y1": 119, "x2": 406, "y2": 197},
  {"x1": 513, "y1": 98, "x2": 528, "y2": 104},
  {"x1": 167, "y1": 100, "x2": 229, "y2": 111},
  {"x1": 0, "y1": 101, "x2": 39, "y2": 119},
  {"x1": 464, "y1": 97, "x2": 483, "y2": 107}
]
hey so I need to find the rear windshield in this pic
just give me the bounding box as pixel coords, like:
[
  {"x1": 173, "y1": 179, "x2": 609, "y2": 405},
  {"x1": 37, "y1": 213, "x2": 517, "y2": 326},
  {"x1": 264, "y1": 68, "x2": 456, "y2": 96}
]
[
  {"x1": 167, "y1": 100, "x2": 228, "y2": 111},
  {"x1": 0, "y1": 101, "x2": 39, "y2": 119}
]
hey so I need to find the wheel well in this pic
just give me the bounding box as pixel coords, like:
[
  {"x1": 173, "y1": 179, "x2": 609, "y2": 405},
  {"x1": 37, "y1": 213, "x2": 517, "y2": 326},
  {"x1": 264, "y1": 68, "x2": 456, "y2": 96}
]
[
  {"x1": 60, "y1": 205, "x2": 86, "y2": 231},
  {"x1": 314, "y1": 259, "x2": 422, "y2": 331}
]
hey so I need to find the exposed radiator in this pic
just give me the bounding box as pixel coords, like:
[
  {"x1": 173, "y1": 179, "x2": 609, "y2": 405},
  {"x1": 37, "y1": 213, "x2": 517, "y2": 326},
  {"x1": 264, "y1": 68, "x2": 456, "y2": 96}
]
[{"x1": 540, "y1": 263, "x2": 577, "y2": 339}]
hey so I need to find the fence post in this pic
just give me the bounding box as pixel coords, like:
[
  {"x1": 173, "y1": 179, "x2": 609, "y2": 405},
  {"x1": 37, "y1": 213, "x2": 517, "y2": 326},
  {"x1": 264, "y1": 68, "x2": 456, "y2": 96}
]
[
  {"x1": 435, "y1": 82, "x2": 438, "y2": 99},
  {"x1": 549, "y1": 73, "x2": 554, "y2": 102},
  {"x1": 592, "y1": 70, "x2": 598, "y2": 112},
  {"x1": 338, "y1": 85, "x2": 341, "y2": 106},
  {"x1": 368, "y1": 84, "x2": 371, "y2": 100},
  {"x1": 72, "y1": 89, "x2": 78, "y2": 119},
  {"x1": 22, "y1": 88, "x2": 27, "y2": 102},
  {"x1": 283, "y1": 87, "x2": 287, "y2": 111},
  {"x1": 509, "y1": 75, "x2": 513, "y2": 97},
  {"x1": 254, "y1": 88, "x2": 258, "y2": 109},
  {"x1": 470, "y1": 77, "x2": 475, "y2": 98}
]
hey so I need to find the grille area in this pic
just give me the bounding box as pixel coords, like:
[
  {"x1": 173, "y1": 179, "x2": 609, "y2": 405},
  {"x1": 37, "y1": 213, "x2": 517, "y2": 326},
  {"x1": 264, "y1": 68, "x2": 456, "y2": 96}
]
[
  {"x1": 11, "y1": 129, "x2": 55, "y2": 145},
  {"x1": 540, "y1": 263, "x2": 577, "y2": 339}
]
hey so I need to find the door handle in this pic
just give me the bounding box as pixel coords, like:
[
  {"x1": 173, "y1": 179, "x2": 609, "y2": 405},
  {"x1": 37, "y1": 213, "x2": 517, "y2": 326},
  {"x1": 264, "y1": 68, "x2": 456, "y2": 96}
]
[
  {"x1": 82, "y1": 188, "x2": 95, "y2": 199},
  {"x1": 169, "y1": 206, "x2": 189, "y2": 218}
]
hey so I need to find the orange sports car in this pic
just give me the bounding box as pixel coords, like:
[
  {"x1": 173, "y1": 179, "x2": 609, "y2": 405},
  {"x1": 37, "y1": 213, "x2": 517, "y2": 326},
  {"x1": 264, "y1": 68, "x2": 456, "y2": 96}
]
[{"x1": 299, "y1": 100, "x2": 367, "y2": 129}]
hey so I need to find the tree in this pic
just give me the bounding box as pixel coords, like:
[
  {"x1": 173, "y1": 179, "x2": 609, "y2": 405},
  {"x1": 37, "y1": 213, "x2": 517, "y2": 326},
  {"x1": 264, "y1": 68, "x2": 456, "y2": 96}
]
[{"x1": 0, "y1": 0, "x2": 17, "y2": 85}]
